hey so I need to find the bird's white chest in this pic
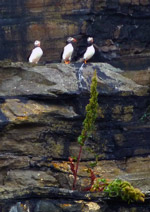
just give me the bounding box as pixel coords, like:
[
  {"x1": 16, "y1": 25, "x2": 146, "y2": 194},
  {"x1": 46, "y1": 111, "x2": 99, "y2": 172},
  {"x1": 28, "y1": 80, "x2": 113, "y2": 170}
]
[
  {"x1": 63, "y1": 43, "x2": 74, "y2": 60},
  {"x1": 84, "y1": 45, "x2": 95, "y2": 60},
  {"x1": 29, "y1": 47, "x2": 43, "y2": 63},
  {"x1": 32, "y1": 47, "x2": 43, "y2": 58}
]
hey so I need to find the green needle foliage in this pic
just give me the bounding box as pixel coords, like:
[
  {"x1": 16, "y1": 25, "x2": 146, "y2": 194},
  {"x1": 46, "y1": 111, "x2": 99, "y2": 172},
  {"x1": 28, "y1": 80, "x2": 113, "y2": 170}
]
[
  {"x1": 78, "y1": 70, "x2": 98, "y2": 146},
  {"x1": 72, "y1": 70, "x2": 99, "y2": 190}
]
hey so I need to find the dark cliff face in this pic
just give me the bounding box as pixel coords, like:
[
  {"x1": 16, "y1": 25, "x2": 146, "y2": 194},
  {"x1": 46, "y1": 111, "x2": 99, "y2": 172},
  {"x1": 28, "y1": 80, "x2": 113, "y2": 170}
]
[
  {"x1": 0, "y1": 62, "x2": 149, "y2": 183},
  {"x1": 1, "y1": 0, "x2": 150, "y2": 69}
]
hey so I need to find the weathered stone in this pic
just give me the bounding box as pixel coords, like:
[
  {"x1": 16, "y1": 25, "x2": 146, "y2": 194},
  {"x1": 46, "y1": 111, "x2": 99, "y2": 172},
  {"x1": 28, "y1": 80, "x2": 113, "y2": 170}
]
[
  {"x1": 140, "y1": 0, "x2": 149, "y2": 5},
  {"x1": 0, "y1": 155, "x2": 29, "y2": 169},
  {"x1": 51, "y1": 156, "x2": 150, "y2": 192},
  {"x1": 0, "y1": 62, "x2": 147, "y2": 97},
  {"x1": 122, "y1": 69, "x2": 150, "y2": 86},
  {"x1": 0, "y1": 62, "x2": 149, "y2": 211},
  {"x1": 0, "y1": 63, "x2": 149, "y2": 163},
  {"x1": 0, "y1": 186, "x2": 148, "y2": 211},
  {"x1": 132, "y1": 0, "x2": 140, "y2": 5},
  {"x1": 4, "y1": 170, "x2": 58, "y2": 188},
  {"x1": 35, "y1": 200, "x2": 61, "y2": 212},
  {"x1": 119, "y1": 0, "x2": 131, "y2": 4}
]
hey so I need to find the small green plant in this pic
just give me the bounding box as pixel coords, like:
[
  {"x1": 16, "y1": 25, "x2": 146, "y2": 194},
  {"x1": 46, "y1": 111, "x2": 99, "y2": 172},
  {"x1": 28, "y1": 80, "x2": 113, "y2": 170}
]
[
  {"x1": 68, "y1": 71, "x2": 145, "y2": 204},
  {"x1": 90, "y1": 178, "x2": 109, "y2": 192},
  {"x1": 77, "y1": 70, "x2": 98, "y2": 146},
  {"x1": 140, "y1": 105, "x2": 150, "y2": 121},
  {"x1": 69, "y1": 70, "x2": 99, "y2": 190},
  {"x1": 104, "y1": 179, "x2": 145, "y2": 203}
]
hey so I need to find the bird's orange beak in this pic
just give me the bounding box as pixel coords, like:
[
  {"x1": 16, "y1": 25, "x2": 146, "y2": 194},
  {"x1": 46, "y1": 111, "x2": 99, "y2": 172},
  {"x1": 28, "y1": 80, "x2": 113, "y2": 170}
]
[{"x1": 73, "y1": 38, "x2": 77, "y2": 42}]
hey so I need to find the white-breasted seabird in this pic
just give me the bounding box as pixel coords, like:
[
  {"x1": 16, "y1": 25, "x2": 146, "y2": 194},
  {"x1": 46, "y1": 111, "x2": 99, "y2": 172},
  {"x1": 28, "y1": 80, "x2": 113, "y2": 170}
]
[
  {"x1": 83, "y1": 37, "x2": 95, "y2": 64},
  {"x1": 62, "y1": 37, "x2": 77, "y2": 64},
  {"x1": 29, "y1": 40, "x2": 43, "y2": 64}
]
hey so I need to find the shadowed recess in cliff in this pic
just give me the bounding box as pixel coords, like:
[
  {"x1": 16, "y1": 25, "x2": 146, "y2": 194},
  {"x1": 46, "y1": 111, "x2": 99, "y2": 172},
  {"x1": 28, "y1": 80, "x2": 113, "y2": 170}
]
[{"x1": 0, "y1": 98, "x2": 8, "y2": 130}]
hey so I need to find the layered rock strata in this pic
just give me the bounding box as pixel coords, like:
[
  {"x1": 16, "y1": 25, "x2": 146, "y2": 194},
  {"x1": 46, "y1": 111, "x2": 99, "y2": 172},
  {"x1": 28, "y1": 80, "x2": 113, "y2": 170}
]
[
  {"x1": 0, "y1": 61, "x2": 149, "y2": 211},
  {"x1": 1, "y1": 1, "x2": 150, "y2": 69}
]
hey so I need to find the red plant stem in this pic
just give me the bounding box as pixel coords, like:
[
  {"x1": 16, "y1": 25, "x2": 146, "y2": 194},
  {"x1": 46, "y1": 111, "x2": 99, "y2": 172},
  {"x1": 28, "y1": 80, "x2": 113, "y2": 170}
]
[
  {"x1": 89, "y1": 168, "x2": 96, "y2": 185},
  {"x1": 72, "y1": 145, "x2": 83, "y2": 190}
]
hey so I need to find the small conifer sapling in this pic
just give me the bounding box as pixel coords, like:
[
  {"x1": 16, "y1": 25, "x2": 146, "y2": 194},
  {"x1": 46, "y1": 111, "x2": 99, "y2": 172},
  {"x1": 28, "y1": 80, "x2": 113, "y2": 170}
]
[{"x1": 71, "y1": 70, "x2": 98, "y2": 190}]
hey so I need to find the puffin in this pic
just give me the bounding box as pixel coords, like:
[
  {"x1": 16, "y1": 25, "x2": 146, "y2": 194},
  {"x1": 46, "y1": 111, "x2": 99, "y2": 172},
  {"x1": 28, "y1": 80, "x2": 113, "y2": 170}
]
[
  {"x1": 29, "y1": 40, "x2": 43, "y2": 64},
  {"x1": 83, "y1": 37, "x2": 95, "y2": 64},
  {"x1": 62, "y1": 37, "x2": 77, "y2": 64}
]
